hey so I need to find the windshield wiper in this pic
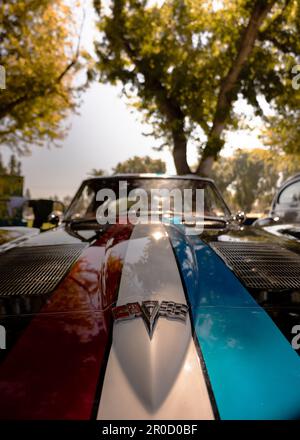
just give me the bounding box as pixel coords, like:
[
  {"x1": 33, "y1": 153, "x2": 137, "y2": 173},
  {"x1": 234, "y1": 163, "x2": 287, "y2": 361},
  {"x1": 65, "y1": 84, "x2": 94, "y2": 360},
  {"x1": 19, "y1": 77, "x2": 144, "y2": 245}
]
[
  {"x1": 64, "y1": 218, "x2": 104, "y2": 230},
  {"x1": 183, "y1": 215, "x2": 227, "y2": 223},
  {"x1": 65, "y1": 215, "x2": 228, "y2": 229}
]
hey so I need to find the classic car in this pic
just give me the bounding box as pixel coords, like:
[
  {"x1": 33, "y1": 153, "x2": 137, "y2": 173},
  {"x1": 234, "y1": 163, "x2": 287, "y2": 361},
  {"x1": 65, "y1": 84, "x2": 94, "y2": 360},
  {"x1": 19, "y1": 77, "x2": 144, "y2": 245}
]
[
  {"x1": 0, "y1": 174, "x2": 300, "y2": 420},
  {"x1": 254, "y1": 173, "x2": 300, "y2": 227}
]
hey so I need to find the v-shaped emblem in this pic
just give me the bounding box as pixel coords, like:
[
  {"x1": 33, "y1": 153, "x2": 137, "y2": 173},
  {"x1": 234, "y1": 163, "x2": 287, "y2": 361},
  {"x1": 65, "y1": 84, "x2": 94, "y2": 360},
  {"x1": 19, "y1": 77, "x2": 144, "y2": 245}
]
[
  {"x1": 112, "y1": 300, "x2": 188, "y2": 339},
  {"x1": 140, "y1": 301, "x2": 160, "y2": 339}
]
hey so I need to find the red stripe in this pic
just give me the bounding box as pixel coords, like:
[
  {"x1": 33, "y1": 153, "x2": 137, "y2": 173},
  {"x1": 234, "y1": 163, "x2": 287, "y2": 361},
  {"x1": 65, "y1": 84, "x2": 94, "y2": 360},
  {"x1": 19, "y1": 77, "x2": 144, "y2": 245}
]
[{"x1": 0, "y1": 224, "x2": 133, "y2": 419}]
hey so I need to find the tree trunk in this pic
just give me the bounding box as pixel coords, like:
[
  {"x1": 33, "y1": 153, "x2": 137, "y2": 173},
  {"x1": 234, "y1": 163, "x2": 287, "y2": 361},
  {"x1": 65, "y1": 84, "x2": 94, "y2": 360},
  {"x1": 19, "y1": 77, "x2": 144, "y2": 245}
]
[
  {"x1": 172, "y1": 127, "x2": 191, "y2": 175},
  {"x1": 197, "y1": 156, "x2": 214, "y2": 177},
  {"x1": 197, "y1": 0, "x2": 276, "y2": 177}
]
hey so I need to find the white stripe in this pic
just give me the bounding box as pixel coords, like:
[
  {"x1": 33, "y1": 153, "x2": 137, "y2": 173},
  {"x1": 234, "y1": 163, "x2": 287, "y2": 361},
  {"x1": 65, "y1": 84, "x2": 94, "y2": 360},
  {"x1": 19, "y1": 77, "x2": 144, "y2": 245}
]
[{"x1": 97, "y1": 224, "x2": 214, "y2": 419}]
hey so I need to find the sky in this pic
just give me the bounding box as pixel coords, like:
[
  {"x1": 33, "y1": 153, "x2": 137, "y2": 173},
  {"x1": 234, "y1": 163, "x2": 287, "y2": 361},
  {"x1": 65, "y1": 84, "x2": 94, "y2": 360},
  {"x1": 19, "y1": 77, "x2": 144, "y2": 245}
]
[{"x1": 1, "y1": 0, "x2": 264, "y2": 200}]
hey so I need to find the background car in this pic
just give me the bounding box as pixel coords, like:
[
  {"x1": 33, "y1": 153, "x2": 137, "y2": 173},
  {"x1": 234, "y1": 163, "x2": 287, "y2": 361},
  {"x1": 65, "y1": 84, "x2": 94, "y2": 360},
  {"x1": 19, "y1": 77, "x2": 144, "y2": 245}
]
[{"x1": 254, "y1": 173, "x2": 300, "y2": 227}]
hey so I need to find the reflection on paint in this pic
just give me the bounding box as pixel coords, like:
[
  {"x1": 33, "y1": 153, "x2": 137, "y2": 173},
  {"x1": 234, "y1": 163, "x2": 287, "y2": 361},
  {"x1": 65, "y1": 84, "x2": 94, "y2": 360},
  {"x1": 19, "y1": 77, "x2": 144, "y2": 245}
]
[
  {"x1": 168, "y1": 224, "x2": 300, "y2": 420},
  {"x1": 0, "y1": 224, "x2": 133, "y2": 419}
]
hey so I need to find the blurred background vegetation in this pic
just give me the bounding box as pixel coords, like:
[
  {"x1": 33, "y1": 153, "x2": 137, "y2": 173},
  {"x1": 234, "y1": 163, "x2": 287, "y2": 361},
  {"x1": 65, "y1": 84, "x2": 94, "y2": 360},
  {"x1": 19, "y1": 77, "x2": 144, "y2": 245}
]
[
  {"x1": 88, "y1": 149, "x2": 300, "y2": 214},
  {"x1": 211, "y1": 149, "x2": 300, "y2": 213},
  {"x1": 1, "y1": 1, "x2": 300, "y2": 216}
]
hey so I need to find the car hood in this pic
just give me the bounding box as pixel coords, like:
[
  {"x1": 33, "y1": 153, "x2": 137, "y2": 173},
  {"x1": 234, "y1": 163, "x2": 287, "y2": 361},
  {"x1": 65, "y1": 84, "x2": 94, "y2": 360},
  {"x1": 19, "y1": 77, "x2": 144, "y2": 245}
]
[
  {"x1": 0, "y1": 227, "x2": 39, "y2": 251},
  {"x1": 0, "y1": 222, "x2": 300, "y2": 420},
  {"x1": 263, "y1": 223, "x2": 300, "y2": 242}
]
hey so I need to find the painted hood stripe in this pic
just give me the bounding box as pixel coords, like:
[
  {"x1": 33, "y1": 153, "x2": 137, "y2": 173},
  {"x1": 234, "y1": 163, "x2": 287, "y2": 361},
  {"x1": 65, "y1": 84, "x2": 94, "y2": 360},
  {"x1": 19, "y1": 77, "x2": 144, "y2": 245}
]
[
  {"x1": 98, "y1": 223, "x2": 215, "y2": 420},
  {"x1": 168, "y1": 225, "x2": 300, "y2": 420}
]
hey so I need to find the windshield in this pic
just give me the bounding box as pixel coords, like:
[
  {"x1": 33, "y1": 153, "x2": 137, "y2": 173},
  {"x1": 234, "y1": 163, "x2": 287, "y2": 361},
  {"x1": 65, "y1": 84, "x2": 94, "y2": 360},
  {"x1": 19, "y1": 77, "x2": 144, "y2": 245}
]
[{"x1": 64, "y1": 177, "x2": 230, "y2": 223}]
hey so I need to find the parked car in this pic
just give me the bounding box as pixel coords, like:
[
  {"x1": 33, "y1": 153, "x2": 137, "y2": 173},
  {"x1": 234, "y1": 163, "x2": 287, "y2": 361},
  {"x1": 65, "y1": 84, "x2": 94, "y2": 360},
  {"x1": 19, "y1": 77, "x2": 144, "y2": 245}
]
[
  {"x1": 254, "y1": 173, "x2": 300, "y2": 226},
  {"x1": 0, "y1": 174, "x2": 299, "y2": 420}
]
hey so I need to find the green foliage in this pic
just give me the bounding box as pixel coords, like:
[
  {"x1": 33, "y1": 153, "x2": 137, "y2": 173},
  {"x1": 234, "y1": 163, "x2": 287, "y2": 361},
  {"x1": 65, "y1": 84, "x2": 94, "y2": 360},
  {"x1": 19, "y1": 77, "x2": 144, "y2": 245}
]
[
  {"x1": 89, "y1": 168, "x2": 106, "y2": 176},
  {"x1": 212, "y1": 149, "x2": 300, "y2": 212},
  {"x1": 231, "y1": 151, "x2": 265, "y2": 213},
  {"x1": 112, "y1": 155, "x2": 166, "y2": 174},
  {"x1": 263, "y1": 112, "x2": 300, "y2": 155},
  {"x1": 0, "y1": 0, "x2": 85, "y2": 154},
  {"x1": 94, "y1": 0, "x2": 300, "y2": 174}
]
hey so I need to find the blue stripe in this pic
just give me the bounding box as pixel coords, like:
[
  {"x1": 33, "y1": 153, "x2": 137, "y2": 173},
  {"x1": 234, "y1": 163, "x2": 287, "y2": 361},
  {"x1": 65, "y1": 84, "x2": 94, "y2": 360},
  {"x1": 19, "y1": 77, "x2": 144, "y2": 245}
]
[{"x1": 168, "y1": 225, "x2": 300, "y2": 420}]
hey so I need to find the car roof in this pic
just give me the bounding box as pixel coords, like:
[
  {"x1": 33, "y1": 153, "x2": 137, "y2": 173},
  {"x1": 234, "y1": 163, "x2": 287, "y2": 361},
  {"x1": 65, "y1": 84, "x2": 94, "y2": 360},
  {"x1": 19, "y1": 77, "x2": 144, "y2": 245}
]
[
  {"x1": 281, "y1": 173, "x2": 300, "y2": 186},
  {"x1": 82, "y1": 173, "x2": 215, "y2": 184},
  {"x1": 271, "y1": 172, "x2": 300, "y2": 211}
]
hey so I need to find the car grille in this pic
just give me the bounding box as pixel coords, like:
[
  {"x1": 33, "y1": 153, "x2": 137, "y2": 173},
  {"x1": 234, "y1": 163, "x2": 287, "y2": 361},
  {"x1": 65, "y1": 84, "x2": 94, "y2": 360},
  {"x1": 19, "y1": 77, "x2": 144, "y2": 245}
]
[
  {"x1": 0, "y1": 244, "x2": 86, "y2": 296},
  {"x1": 210, "y1": 241, "x2": 300, "y2": 290}
]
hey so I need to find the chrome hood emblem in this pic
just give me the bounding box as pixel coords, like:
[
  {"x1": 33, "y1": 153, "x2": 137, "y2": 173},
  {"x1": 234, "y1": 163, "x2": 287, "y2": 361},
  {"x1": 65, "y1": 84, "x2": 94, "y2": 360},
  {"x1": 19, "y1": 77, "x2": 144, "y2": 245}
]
[{"x1": 112, "y1": 301, "x2": 188, "y2": 338}]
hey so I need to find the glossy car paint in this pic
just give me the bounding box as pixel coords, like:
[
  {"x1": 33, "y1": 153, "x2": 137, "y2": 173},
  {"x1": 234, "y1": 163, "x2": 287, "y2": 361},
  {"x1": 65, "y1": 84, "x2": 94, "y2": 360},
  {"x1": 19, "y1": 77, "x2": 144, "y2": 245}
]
[
  {"x1": 0, "y1": 224, "x2": 133, "y2": 419},
  {"x1": 168, "y1": 225, "x2": 300, "y2": 419},
  {"x1": 98, "y1": 224, "x2": 214, "y2": 420},
  {"x1": 0, "y1": 204, "x2": 300, "y2": 419}
]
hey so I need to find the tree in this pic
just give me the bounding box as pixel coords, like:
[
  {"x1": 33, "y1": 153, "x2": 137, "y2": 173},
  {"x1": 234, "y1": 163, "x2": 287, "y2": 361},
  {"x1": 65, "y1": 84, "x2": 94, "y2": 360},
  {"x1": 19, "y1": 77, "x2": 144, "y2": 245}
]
[
  {"x1": 263, "y1": 112, "x2": 300, "y2": 156},
  {"x1": 88, "y1": 168, "x2": 106, "y2": 176},
  {"x1": 0, "y1": 154, "x2": 7, "y2": 174},
  {"x1": 0, "y1": 153, "x2": 22, "y2": 175},
  {"x1": 94, "y1": 0, "x2": 300, "y2": 176},
  {"x1": 212, "y1": 149, "x2": 300, "y2": 212},
  {"x1": 231, "y1": 150, "x2": 265, "y2": 212},
  {"x1": 63, "y1": 195, "x2": 73, "y2": 208},
  {"x1": 25, "y1": 188, "x2": 31, "y2": 199},
  {"x1": 112, "y1": 155, "x2": 166, "y2": 174},
  {"x1": 0, "y1": 0, "x2": 86, "y2": 154},
  {"x1": 8, "y1": 154, "x2": 18, "y2": 175},
  {"x1": 210, "y1": 156, "x2": 236, "y2": 206}
]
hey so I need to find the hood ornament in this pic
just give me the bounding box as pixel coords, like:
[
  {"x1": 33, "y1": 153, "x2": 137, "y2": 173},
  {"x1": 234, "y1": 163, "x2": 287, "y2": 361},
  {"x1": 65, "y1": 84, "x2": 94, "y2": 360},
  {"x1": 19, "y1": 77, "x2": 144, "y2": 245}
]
[{"x1": 112, "y1": 300, "x2": 188, "y2": 338}]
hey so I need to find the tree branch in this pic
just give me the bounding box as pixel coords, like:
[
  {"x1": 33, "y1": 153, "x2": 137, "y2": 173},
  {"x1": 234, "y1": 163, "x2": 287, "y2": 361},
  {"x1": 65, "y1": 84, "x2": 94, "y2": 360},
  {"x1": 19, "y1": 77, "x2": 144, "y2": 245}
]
[
  {"x1": 212, "y1": 0, "x2": 276, "y2": 137},
  {"x1": 0, "y1": 6, "x2": 86, "y2": 121},
  {"x1": 112, "y1": 0, "x2": 191, "y2": 174},
  {"x1": 197, "y1": 0, "x2": 276, "y2": 175}
]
